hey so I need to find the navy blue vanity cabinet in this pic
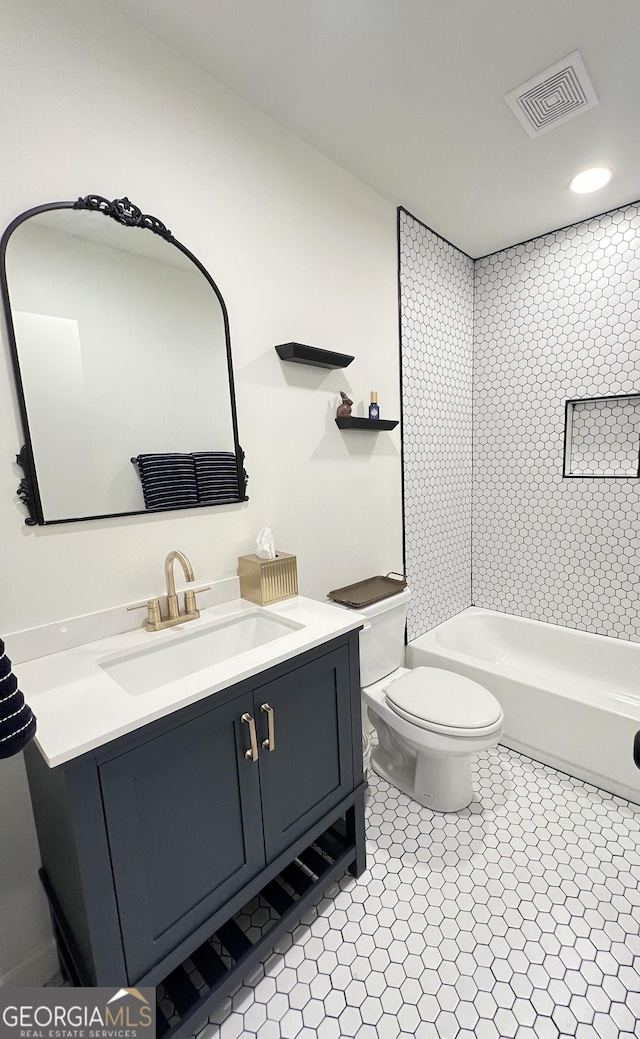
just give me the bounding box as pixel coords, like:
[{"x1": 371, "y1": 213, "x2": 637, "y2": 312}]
[
  {"x1": 100, "y1": 645, "x2": 355, "y2": 981},
  {"x1": 98, "y1": 690, "x2": 266, "y2": 982},
  {"x1": 25, "y1": 631, "x2": 365, "y2": 1037},
  {"x1": 256, "y1": 645, "x2": 355, "y2": 861}
]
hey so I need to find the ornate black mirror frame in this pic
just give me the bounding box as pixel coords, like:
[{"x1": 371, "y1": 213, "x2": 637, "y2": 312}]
[{"x1": 0, "y1": 194, "x2": 248, "y2": 526}]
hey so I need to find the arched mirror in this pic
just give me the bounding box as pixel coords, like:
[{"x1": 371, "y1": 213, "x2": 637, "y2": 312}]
[{"x1": 0, "y1": 194, "x2": 247, "y2": 525}]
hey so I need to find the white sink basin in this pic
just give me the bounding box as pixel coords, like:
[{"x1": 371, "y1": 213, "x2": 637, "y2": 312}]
[{"x1": 99, "y1": 610, "x2": 304, "y2": 695}]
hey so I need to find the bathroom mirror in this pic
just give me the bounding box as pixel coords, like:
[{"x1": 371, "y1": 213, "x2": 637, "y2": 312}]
[{"x1": 0, "y1": 194, "x2": 247, "y2": 525}]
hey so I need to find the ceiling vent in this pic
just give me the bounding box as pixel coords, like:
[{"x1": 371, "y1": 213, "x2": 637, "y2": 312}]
[{"x1": 505, "y1": 50, "x2": 599, "y2": 139}]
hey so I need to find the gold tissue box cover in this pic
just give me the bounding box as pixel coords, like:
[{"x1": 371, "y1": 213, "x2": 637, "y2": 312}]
[{"x1": 238, "y1": 551, "x2": 298, "y2": 606}]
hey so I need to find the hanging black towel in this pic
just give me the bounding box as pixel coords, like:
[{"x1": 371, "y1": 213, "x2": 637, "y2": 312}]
[
  {"x1": 134, "y1": 453, "x2": 198, "y2": 511},
  {"x1": 0, "y1": 639, "x2": 36, "y2": 759},
  {"x1": 192, "y1": 452, "x2": 240, "y2": 504}
]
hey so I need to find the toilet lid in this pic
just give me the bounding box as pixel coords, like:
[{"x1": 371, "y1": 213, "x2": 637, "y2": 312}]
[{"x1": 385, "y1": 668, "x2": 502, "y2": 731}]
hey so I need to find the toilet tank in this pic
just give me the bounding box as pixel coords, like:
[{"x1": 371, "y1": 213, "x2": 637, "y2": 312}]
[{"x1": 358, "y1": 587, "x2": 411, "y2": 687}]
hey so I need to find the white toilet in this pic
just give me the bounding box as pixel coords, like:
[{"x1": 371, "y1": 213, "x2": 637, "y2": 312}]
[{"x1": 359, "y1": 588, "x2": 503, "y2": 812}]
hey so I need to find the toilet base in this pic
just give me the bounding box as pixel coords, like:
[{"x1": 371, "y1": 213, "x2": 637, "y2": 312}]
[
  {"x1": 371, "y1": 743, "x2": 474, "y2": 813},
  {"x1": 364, "y1": 669, "x2": 502, "y2": 814}
]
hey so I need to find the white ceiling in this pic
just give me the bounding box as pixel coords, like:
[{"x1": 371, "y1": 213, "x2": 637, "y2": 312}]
[{"x1": 108, "y1": 0, "x2": 640, "y2": 257}]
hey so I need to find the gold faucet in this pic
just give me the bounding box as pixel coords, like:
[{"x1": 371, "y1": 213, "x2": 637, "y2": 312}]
[
  {"x1": 165, "y1": 550, "x2": 195, "y2": 621},
  {"x1": 128, "y1": 551, "x2": 210, "y2": 631}
]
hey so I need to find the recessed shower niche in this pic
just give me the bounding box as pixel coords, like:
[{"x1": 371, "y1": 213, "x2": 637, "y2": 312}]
[{"x1": 563, "y1": 393, "x2": 640, "y2": 478}]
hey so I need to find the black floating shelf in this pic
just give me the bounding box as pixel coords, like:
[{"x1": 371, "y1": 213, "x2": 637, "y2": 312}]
[
  {"x1": 336, "y1": 417, "x2": 399, "y2": 431},
  {"x1": 275, "y1": 342, "x2": 354, "y2": 369}
]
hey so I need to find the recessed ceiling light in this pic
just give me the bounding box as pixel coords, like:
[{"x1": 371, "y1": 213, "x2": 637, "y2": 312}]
[{"x1": 569, "y1": 166, "x2": 613, "y2": 194}]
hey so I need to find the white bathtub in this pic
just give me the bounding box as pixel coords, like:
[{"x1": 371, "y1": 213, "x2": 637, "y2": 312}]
[{"x1": 406, "y1": 607, "x2": 640, "y2": 804}]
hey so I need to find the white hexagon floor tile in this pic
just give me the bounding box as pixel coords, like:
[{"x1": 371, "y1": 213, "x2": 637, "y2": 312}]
[{"x1": 195, "y1": 745, "x2": 640, "y2": 1039}]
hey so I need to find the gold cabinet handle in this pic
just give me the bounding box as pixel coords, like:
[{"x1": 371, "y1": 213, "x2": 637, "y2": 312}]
[
  {"x1": 261, "y1": 703, "x2": 275, "y2": 751},
  {"x1": 241, "y1": 713, "x2": 259, "y2": 762}
]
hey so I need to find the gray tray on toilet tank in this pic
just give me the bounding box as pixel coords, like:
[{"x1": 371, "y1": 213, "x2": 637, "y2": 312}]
[{"x1": 328, "y1": 573, "x2": 406, "y2": 609}]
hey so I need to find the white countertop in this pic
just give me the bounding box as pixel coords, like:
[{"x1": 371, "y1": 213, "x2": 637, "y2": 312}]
[{"x1": 14, "y1": 596, "x2": 365, "y2": 768}]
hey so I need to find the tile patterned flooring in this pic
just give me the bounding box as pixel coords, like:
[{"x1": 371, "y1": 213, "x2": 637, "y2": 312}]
[{"x1": 197, "y1": 744, "x2": 640, "y2": 1039}]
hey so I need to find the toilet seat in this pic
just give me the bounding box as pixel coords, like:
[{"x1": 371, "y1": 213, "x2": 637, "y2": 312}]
[{"x1": 384, "y1": 667, "x2": 503, "y2": 737}]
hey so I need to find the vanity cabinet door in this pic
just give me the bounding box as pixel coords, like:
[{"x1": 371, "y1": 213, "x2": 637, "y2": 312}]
[
  {"x1": 99, "y1": 691, "x2": 264, "y2": 981},
  {"x1": 255, "y1": 646, "x2": 354, "y2": 862}
]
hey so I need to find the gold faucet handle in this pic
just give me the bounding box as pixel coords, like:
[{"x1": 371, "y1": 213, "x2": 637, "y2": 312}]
[
  {"x1": 183, "y1": 585, "x2": 211, "y2": 617},
  {"x1": 127, "y1": 598, "x2": 162, "y2": 629}
]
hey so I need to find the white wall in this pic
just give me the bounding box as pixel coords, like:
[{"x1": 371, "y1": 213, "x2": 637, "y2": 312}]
[
  {"x1": 474, "y1": 204, "x2": 640, "y2": 640},
  {"x1": 0, "y1": 0, "x2": 402, "y2": 983},
  {"x1": 399, "y1": 210, "x2": 474, "y2": 641}
]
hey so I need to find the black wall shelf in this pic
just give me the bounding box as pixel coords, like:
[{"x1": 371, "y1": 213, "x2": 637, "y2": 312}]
[
  {"x1": 336, "y1": 417, "x2": 399, "y2": 431},
  {"x1": 275, "y1": 343, "x2": 354, "y2": 369}
]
